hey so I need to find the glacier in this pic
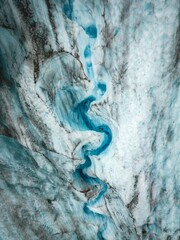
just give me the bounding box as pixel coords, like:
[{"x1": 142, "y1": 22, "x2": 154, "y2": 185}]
[{"x1": 0, "y1": 0, "x2": 179, "y2": 239}]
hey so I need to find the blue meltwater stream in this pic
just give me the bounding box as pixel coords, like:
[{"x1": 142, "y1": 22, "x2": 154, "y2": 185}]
[
  {"x1": 63, "y1": 2, "x2": 112, "y2": 239},
  {"x1": 74, "y1": 96, "x2": 112, "y2": 239}
]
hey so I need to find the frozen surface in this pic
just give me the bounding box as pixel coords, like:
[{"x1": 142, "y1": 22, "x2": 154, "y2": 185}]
[{"x1": 0, "y1": 0, "x2": 179, "y2": 239}]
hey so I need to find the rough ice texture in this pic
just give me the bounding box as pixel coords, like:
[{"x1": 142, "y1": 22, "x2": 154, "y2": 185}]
[{"x1": 0, "y1": 0, "x2": 179, "y2": 239}]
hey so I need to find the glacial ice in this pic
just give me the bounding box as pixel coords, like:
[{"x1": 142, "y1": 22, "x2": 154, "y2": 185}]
[{"x1": 0, "y1": 0, "x2": 179, "y2": 239}]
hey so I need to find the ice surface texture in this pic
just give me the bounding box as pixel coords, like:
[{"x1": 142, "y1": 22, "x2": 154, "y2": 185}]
[{"x1": 0, "y1": 0, "x2": 179, "y2": 239}]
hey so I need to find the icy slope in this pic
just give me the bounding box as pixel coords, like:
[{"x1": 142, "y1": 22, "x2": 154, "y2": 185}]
[{"x1": 0, "y1": 0, "x2": 179, "y2": 239}]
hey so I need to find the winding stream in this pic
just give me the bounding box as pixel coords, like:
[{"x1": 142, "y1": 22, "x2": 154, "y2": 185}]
[
  {"x1": 63, "y1": 2, "x2": 112, "y2": 239},
  {"x1": 75, "y1": 96, "x2": 112, "y2": 239}
]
